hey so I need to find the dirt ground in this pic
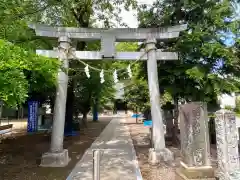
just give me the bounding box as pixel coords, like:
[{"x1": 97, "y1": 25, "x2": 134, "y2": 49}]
[
  {"x1": 127, "y1": 122, "x2": 218, "y2": 180},
  {"x1": 0, "y1": 117, "x2": 111, "y2": 180}
]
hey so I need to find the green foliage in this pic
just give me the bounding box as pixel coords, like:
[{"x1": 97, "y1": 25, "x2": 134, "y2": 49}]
[
  {"x1": 0, "y1": 0, "x2": 61, "y2": 107},
  {"x1": 137, "y1": 0, "x2": 240, "y2": 103},
  {"x1": 0, "y1": 39, "x2": 59, "y2": 107},
  {"x1": 117, "y1": 42, "x2": 139, "y2": 52},
  {"x1": 73, "y1": 69, "x2": 115, "y2": 114},
  {"x1": 0, "y1": 0, "x2": 139, "y2": 113},
  {"x1": 224, "y1": 105, "x2": 233, "y2": 110},
  {"x1": 29, "y1": 0, "x2": 139, "y2": 116},
  {"x1": 161, "y1": 91, "x2": 173, "y2": 104},
  {"x1": 70, "y1": 41, "x2": 116, "y2": 115},
  {"x1": 124, "y1": 77, "x2": 149, "y2": 111},
  {"x1": 0, "y1": 0, "x2": 55, "y2": 50},
  {"x1": 112, "y1": 42, "x2": 150, "y2": 111}
]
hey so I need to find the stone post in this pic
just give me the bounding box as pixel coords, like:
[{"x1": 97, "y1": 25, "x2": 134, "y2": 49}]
[
  {"x1": 165, "y1": 110, "x2": 174, "y2": 141},
  {"x1": 40, "y1": 36, "x2": 71, "y2": 167},
  {"x1": 146, "y1": 36, "x2": 173, "y2": 164},
  {"x1": 215, "y1": 109, "x2": 240, "y2": 180},
  {"x1": 176, "y1": 102, "x2": 215, "y2": 179}
]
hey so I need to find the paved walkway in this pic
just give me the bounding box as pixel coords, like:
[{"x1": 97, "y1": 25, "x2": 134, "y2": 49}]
[{"x1": 66, "y1": 117, "x2": 142, "y2": 180}]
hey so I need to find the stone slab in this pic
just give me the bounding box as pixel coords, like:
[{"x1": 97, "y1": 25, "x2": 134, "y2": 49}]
[
  {"x1": 176, "y1": 162, "x2": 215, "y2": 180},
  {"x1": 40, "y1": 149, "x2": 70, "y2": 167},
  {"x1": 66, "y1": 117, "x2": 142, "y2": 180},
  {"x1": 215, "y1": 109, "x2": 240, "y2": 180},
  {"x1": 179, "y1": 102, "x2": 211, "y2": 167}
]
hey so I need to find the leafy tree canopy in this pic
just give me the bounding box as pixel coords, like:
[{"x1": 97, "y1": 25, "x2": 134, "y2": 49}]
[
  {"x1": 0, "y1": 39, "x2": 59, "y2": 107},
  {"x1": 137, "y1": 0, "x2": 240, "y2": 103}
]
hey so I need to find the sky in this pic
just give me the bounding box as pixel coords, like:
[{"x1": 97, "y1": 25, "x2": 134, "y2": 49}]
[{"x1": 119, "y1": 0, "x2": 155, "y2": 28}]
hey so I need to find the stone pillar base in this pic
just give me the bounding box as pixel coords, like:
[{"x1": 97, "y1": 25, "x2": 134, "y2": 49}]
[
  {"x1": 148, "y1": 148, "x2": 174, "y2": 165},
  {"x1": 148, "y1": 148, "x2": 159, "y2": 165},
  {"x1": 40, "y1": 149, "x2": 70, "y2": 167},
  {"x1": 176, "y1": 161, "x2": 215, "y2": 180}
]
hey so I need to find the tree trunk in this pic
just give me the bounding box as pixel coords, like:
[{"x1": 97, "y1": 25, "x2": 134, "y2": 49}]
[
  {"x1": 82, "y1": 112, "x2": 88, "y2": 128},
  {"x1": 92, "y1": 99, "x2": 98, "y2": 122},
  {"x1": 17, "y1": 105, "x2": 20, "y2": 120},
  {"x1": 16, "y1": 104, "x2": 21, "y2": 119},
  {"x1": 80, "y1": 112, "x2": 88, "y2": 135},
  {"x1": 0, "y1": 101, "x2": 3, "y2": 119},
  {"x1": 172, "y1": 97, "x2": 180, "y2": 145},
  {"x1": 65, "y1": 80, "x2": 74, "y2": 134}
]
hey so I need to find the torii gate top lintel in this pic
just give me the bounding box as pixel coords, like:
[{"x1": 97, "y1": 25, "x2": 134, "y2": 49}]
[
  {"x1": 29, "y1": 24, "x2": 187, "y2": 42},
  {"x1": 32, "y1": 23, "x2": 187, "y2": 60}
]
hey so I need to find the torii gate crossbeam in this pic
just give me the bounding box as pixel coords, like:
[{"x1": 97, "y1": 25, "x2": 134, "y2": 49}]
[
  {"x1": 31, "y1": 24, "x2": 187, "y2": 167},
  {"x1": 36, "y1": 49, "x2": 178, "y2": 60}
]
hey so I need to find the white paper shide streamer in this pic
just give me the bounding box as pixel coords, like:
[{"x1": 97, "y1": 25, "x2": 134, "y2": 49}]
[
  {"x1": 127, "y1": 64, "x2": 132, "y2": 78},
  {"x1": 113, "y1": 69, "x2": 118, "y2": 83},
  {"x1": 84, "y1": 65, "x2": 90, "y2": 78},
  {"x1": 100, "y1": 69, "x2": 105, "y2": 83}
]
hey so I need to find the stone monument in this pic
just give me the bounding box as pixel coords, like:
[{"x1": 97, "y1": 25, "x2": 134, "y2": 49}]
[
  {"x1": 215, "y1": 109, "x2": 240, "y2": 180},
  {"x1": 177, "y1": 102, "x2": 215, "y2": 179}
]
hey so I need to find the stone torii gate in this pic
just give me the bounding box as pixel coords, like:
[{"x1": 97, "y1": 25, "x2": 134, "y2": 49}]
[{"x1": 30, "y1": 24, "x2": 187, "y2": 167}]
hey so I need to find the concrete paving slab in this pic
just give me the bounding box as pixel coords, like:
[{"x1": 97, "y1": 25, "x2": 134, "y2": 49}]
[{"x1": 66, "y1": 117, "x2": 142, "y2": 180}]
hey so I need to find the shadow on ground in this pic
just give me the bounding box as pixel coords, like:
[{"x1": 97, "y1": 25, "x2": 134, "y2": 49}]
[{"x1": 0, "y1": 118, "x2": 111, "y2": 180}]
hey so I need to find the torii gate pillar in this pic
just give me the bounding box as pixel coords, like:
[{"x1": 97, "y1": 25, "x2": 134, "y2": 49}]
[
  {"x1": 146, "y1": 37, "x2": 174, "y2": 164},
  {"x1": 40, "y1": 36, "x2": 71, "y2": 167}
]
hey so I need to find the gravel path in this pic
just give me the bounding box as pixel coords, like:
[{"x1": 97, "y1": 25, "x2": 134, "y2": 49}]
[
  {"x1": 127, "y1": 122, "x2": 218, "y2": 180},
  {"x1": 128, "y1": 123, "x2": 181, "y2": 180}
]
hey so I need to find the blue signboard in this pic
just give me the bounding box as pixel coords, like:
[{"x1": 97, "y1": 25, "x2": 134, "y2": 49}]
[
  {"x1": 27, "y1": 101, "x2": 38, "y2": 132},
  {"x1": 143, "y1": 120, "x2": 152, "y2": 127},
  {"x1": 132, "y1": 114, "x2": 142, "y2": 118}
]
